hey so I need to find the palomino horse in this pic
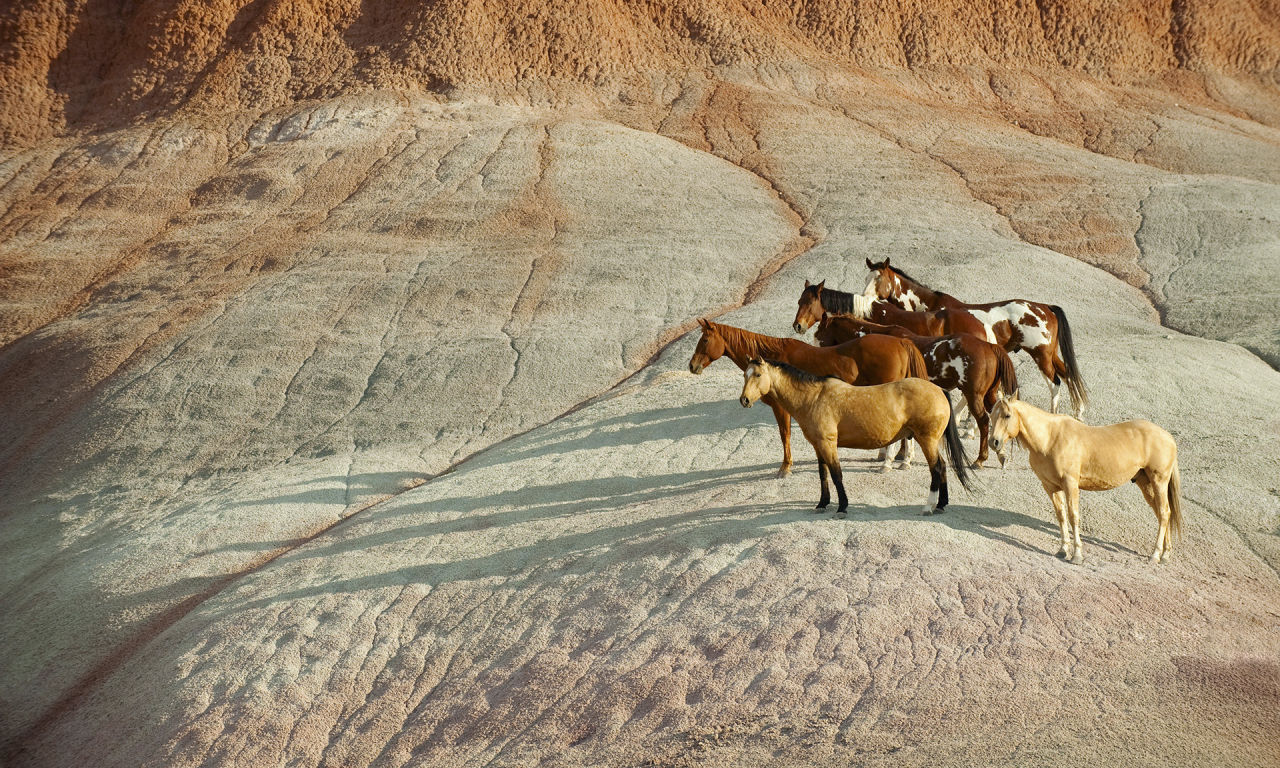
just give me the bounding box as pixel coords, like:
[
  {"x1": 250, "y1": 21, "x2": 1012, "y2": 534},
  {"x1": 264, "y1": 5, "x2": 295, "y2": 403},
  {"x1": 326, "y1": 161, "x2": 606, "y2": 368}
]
[
  {"x1": 861, "y1": 259, "x2": 1088, "y2": 416},
  {"x1": 739, "y1": 359, "x2": 972, "y2": 516},
  {"x1": 688, "y1": 319, "x2": 928, "y2": 473},
  {"x1": 987, "y1": 393, "x2": 1182, "y2": 564},
  {"x1": 815, "y1": 314, "x2": 1019, "y2": 468}
]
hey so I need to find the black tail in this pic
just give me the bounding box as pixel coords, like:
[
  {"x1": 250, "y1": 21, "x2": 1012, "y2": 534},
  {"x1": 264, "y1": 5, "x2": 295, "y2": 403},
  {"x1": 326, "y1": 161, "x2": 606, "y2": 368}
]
[
  {"x1": 1051, "y1": 305, "x2": 1089, "y2": 412},
  {"x1": 942, "y1": 394, "x2": 973, "y2": 491}
]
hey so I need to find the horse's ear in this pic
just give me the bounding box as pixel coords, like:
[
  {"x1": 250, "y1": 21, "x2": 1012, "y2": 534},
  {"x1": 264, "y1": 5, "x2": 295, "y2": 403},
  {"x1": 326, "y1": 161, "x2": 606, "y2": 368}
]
[
  {"x1": 804, "y1": 279, "x2": 811, "y2": 288},
  {"x1": 816, "y1": 280, "x2": 825, "y2": 290},
  {"x1": 697, "y1": 317, "x2": 709, "y2": 329},
  {"x1": 866, "y1": 258, "x2": 874, "y2": 269},
  {"x1": 1010, "y1": 388, "x2": 1019, "y2": 402}
]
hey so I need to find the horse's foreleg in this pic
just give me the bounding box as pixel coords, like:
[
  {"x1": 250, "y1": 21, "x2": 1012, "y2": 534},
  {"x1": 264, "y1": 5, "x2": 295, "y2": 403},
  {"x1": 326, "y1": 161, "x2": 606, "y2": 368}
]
[
  {"x1": 767, "y1": 398, "x2": 793, "y2": 477},
  {"x1": 815, "y1": 441, "x2": 846, "y2": 514},
  {"x1": 816, "y1": 458, "x2": 831, "y2": 510},
  {"x1": 1044, "y1": 484, "x2": 1070, "y2": 559},
  {"x1": 876, "y1": 447, "x2": 891, "y2": 473},
  {"x1": 1065, "y1": 483, "x2": 1084, "y2": 564}
]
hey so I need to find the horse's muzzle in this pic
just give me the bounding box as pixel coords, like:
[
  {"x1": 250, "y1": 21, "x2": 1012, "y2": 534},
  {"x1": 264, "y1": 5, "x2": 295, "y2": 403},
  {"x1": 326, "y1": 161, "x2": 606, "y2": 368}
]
[
  {"x1": 740, "y1": 396, "x2": 752, "y2": 408},
  {"x1": 793, "y1": 322, "x2": 805, "y2": 334},
  {"x1": 689, "y1": 361, "x2": 703, "y2": 375}
]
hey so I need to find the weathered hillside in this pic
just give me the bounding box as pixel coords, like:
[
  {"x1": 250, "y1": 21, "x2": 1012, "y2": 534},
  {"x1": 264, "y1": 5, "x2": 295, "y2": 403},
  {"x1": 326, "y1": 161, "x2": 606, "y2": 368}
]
[{"x1": 2, "y1": 2, "x2": 1279, "y2": 767}]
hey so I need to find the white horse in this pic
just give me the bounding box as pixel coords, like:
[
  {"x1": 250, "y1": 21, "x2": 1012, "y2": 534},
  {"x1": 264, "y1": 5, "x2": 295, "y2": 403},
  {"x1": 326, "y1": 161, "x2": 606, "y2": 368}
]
[{"x1": 988, "y1": 393, "x2": 1182, "y2": 564}]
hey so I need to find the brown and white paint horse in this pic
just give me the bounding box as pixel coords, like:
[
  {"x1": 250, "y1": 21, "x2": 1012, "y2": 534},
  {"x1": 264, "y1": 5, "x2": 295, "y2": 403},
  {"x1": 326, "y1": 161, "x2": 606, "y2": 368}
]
[
  {"x1": 861, "y1": 258, "x2": 1088, "y2": 417},
  {"x1": 814, "y1": 314, "x2": 1019, "y2": 468}
]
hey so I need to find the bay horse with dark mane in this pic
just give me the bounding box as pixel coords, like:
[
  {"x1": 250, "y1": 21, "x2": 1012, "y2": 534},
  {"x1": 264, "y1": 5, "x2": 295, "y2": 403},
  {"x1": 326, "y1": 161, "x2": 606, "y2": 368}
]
[
  {"x1": 688, "y1": 319, "x2": 928, "y2": 474},
  {"x1": 815, "y1": 314, "x2": 1019, "y2": 468}
]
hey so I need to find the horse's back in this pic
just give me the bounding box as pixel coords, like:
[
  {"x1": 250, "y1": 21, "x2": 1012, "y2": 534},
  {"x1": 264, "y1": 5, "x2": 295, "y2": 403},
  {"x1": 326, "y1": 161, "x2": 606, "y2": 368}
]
[
  {"x1": 828, "y1": 378, "x2": 948, "y2": 448},
  {"x1": 1069, "y1": 418, "x2": 1177, "y2": 489}
]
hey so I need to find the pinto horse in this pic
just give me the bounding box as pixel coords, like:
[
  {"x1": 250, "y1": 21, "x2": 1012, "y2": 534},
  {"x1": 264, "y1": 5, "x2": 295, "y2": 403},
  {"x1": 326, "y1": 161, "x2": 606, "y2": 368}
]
[
  {"x1": 861, "y1": 259, "x2": 1088, "y2": 416},
  {"x1": 739, "y1": 359, "x2": 972, "y2": 516},
  {"x1": 987, "y1": 392, "x2": 1182, "y2": 564},
  {"x1": 687, "y1": 319, "x2": 927, "y2": 474},
  {"x1": 814, "y1": 314, "x2": 1018, "y2": 468}
]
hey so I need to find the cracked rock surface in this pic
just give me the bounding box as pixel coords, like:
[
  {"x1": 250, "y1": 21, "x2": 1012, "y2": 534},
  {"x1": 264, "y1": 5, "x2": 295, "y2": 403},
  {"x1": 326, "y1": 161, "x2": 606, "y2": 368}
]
[{"x1": 3, "y1": 2, "x2": 1280, "y2": 766}]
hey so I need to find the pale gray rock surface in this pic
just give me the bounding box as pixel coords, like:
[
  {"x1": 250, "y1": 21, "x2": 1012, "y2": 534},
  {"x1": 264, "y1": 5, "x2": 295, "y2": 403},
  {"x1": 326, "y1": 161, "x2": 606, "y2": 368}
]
[{"x1": 3, "y1": 75, "x2": 1280, "y2": 767}]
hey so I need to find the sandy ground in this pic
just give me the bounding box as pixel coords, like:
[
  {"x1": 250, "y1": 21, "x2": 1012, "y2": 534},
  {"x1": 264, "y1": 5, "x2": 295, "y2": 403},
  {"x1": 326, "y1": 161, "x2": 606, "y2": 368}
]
[{"x1": 2, "y1": 67, "x2": 1280, "y2": 767}]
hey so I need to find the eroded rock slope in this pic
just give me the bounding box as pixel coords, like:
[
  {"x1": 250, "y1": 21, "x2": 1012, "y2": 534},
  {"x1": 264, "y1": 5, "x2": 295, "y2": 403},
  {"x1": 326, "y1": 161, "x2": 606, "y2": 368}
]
[{"x1": 2, "y1": 1, "x2": 1280, "y2": 766}]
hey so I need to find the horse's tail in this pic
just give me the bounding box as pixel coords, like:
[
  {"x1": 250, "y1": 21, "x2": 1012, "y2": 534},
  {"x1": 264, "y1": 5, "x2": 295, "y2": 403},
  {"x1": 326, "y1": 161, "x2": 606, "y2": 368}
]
[
  {"x1": 905, "y1": 340, "x2": 929, "y2": 381},
  {"x1": 942, "y1": 393, "x2": 974, "y2": 491},
  {"x1": 1051, "y1": 305, "x2": 1089, "y2": 412},
  {"x1": 1168, "y1": 457, "x2": 1183, "y2": 543},
  {"x1": 993, "y1": 344, "x2": 1019, "y2": 399}
]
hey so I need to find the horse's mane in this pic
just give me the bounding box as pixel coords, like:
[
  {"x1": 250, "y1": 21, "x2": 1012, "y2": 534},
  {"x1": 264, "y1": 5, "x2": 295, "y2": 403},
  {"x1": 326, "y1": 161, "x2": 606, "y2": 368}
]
[
  {"x1": 763, "y1": 359, "x2": 839, "y2": 383},
  {"x1": 886, "y1": 264, "x2": 924, "y2": 288},
  {"x1": 715, "y1": 322, "x2": 786, "y2": 359},
  {"x1": 817, "y1": 286, "x2": 858, "y2": 314}
]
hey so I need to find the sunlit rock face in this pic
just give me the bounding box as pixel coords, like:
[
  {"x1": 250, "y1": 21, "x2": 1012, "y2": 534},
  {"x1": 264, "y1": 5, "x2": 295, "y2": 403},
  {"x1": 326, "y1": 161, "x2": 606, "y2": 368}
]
[{"x1": 2, "y1": 2, "x2": 1279, "y2": 767}]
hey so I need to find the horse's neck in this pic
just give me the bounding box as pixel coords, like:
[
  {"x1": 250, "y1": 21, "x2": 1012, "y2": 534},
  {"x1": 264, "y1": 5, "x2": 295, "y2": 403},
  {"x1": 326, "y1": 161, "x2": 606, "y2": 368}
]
[
  {"x1": 765, "y1": 370, "x2": 823, "y2": 415},
  {"x1": 1012, "y1": 401, "x2": 1058, "y2": 455},
  {"x1": 849, "y1": 293, "x2": 874, "y2": 318},
  {"x1": 895, "y1": 276, "x2": 940, "y2": 310},
  {"x1": 721, "y1": 326, "x2": 784, "y2": 367}
]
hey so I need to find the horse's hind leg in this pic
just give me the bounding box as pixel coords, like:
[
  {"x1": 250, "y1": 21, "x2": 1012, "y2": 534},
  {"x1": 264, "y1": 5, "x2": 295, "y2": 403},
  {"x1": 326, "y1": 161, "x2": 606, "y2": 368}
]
[
  {"x1": 1135, "y1": 470, "x2": 1172, "y2": 563},
  {"x1": 918, "y1": 442, "x2": 947, "y2": 515},
  {"x1": 1030, "y1": 348, "x2": 1063, "y2": 414},
  {"x1": 876, "y1": 447, "x2": 891, "y2": 473},
  {"x1": 969, "y1": 390, "x2": 989, "y2": 468},
  {"x1": 893, "y1": 437, "x2": 915, "y2": 469}
]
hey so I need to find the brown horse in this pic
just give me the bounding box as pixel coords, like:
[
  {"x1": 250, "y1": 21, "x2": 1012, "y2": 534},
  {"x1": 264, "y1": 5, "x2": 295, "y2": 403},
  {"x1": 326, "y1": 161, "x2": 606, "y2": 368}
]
[
  {"x1": 688, "y1": 319, "x2": 928, "y2": 474},
  {"x1": 794, "y1": 281, "x2": 989, "y2": 344},
  {"x1": 815, "y1": 314, "x2": 1019, "y2": 468},
  {"x1": 739, "y1": 359, "x2": 972, "y2": 516},
  {"x1": 988, "y1": 392, "x2": 1181, "y2": 564},
  {"x1": 862, "y1": 259, "x2": 1088, "y2": 416}
]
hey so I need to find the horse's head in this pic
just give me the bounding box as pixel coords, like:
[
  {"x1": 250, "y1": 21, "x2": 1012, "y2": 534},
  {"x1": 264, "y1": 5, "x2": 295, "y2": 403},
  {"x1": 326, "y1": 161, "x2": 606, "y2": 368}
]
[
  {"x1": 688, "y1": 318, "x2": 725, "y2": 374},
  {"x1": 988, "y1": 390, "x2": 1022, "y2": 454},
  {"x1": 739, "y1": 357, "x2": 772, "y2": 407},
  {"x1": 866, "y1": 257, "x2": 927, "y2": 311},
  {"x1": 794, "y1": 280, "x2": 826, "y2": 333},
  {"x1": 865, "y1": 258, "x2": 901, "y2": 302}
]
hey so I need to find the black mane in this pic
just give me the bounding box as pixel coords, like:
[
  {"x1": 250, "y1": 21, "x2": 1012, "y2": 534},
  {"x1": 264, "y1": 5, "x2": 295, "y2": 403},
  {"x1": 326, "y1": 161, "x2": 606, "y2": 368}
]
[
  {"x1": 888, "y1": 264, "x2": 924, "y2": 288},
  {"x1": 817, "y1": 286, "x2": 858, "y2": 314},
  {"x1": 763, "y1": 359, "x2": 839, "y2": 383}
]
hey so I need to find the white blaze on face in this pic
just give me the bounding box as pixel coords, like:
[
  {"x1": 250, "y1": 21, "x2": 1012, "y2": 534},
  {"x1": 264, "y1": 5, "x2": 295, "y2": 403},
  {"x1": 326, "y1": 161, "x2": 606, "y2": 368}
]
[{"x1": 863, "y1": 273, "x2": 878, "y2": 296}]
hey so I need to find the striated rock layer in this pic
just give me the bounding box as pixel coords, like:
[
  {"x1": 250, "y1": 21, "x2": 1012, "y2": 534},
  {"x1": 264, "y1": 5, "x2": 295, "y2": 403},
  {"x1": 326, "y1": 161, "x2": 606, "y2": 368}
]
[{"x1": 2, "y1": 2, "x2": 1280, "y2": 767}]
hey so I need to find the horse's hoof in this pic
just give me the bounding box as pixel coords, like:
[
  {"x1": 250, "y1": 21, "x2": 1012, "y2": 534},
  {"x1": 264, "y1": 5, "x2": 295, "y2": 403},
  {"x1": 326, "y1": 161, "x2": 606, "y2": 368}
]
[
  {"x1": 816, "y1": 501, "x2": 829, "y2": 510},
  {"x1": 1071, "y1": 553, "x2": 1084, "y2": 565},
  {"x1": 836, "y1": 508, "x2": 848, "y2": 518},
  {"x1": 777, "y1": 465, "x2": 792, "y2": 478},
  {"x1": 971, "y1": 459, "x2": 984, "y2": 469},
  {"x1": 1056, "y1": 550, "x2": 1068, "y2": 560},
  {"x1": 920, "y1": 508, "x2": 933, "y2": 516},
  {"x1": 895, "y1": 461, "x2": 910, "y2": 470},
  {"x1": 878, "y1": 465, "x2": 890, "y2": 474},
  {"x1": 931, "y1": 506, "x2": 945, "y2": 515}
]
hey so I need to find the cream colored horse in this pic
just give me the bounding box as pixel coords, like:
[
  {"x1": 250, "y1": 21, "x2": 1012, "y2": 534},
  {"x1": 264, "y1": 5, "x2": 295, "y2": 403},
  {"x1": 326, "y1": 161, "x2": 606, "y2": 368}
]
[
  {"x1": 739, "y1": 359, "x2": 972, "y2": 516},
  {"x1": 987, "y1": 393, "x2": 1182, "y2": 564}
]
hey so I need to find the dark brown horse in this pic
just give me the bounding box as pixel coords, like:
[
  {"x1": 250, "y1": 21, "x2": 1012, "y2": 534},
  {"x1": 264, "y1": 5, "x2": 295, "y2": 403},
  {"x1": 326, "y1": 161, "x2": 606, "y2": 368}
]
[
  {"x1": 814, "y1": 314, "x2": 1019, "y2": 467},
  {"x1": 687, "y1": 319, "x2": 928, "y2": 474}
]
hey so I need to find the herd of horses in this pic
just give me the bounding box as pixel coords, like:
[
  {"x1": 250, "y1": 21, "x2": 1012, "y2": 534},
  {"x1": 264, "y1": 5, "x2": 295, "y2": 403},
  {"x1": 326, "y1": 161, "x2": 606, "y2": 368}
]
[{"x1": 688, "y1": 258, "x2": 1182, "y2": 565}]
